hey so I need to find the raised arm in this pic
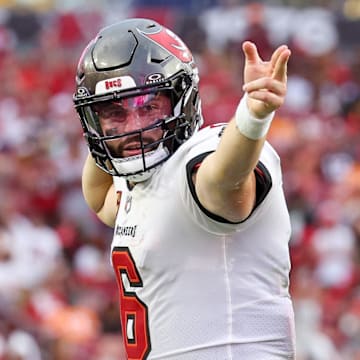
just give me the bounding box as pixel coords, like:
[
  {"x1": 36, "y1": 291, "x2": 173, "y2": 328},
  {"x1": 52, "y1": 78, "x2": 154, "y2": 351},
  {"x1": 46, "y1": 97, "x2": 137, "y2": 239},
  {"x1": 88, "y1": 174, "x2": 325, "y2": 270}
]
[
  {"x1": 195, "y1": 41, "x2": 291, "y2": 223},
  {"x1": 82, "y1": 153, "x2": 118, "y2": 227}
]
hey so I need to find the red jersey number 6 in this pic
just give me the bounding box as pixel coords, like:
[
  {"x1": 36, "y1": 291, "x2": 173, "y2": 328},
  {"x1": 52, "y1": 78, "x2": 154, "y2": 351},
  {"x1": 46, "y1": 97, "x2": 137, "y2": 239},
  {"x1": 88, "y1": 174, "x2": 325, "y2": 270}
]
[{"x1": 112, "y1": 247, "x2": 151, "y2": 360}]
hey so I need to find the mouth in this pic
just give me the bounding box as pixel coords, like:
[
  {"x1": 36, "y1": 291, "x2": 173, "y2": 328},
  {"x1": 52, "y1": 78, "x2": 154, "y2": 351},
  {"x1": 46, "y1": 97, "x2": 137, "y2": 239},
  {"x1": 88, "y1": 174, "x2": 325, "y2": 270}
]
[
  {"x1": 122, "y1": 148, "x2": 142, "y2": 157},
  {"x1": 121, "y1": 142, "x2": 156, "y2": 157},
  {"x1": 120, "y1": 142, "x2": 140, "y2": 156},
  {"x1": 107, "y1": 133, "x2": 161, "y2": 158}
]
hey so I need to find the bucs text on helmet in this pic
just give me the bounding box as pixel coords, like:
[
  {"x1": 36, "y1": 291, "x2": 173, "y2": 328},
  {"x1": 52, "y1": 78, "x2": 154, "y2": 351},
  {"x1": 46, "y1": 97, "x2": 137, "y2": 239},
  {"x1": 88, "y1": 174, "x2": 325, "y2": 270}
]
[{"x1": 73, "y1": 18, "x2": 203, "y2": 182}]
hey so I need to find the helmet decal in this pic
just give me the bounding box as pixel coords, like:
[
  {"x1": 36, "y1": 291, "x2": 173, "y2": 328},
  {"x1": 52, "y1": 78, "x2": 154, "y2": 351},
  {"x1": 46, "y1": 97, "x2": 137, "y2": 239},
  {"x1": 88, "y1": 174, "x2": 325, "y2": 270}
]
[
  {"x1": 145, "y1": 73, "x2": 165, "y2": 85},
  {"x1": 95, "y1": 76, "x2": 137, "y2": 95},
  {"x1": 139, "y1": 27, "x2": 193, "y2": 63},
  {"x1": 76, "y1": 86, "x2": 90, "y2": 98}
]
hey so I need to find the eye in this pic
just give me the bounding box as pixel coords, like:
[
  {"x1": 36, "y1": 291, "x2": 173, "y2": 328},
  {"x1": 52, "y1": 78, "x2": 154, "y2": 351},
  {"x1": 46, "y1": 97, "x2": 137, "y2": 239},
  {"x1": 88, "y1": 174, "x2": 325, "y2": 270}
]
[
  {"x1": 105, "y1": 128, "x2": 119, "y2": 136},
  {"x1": 144, "y1": 104, "x2": 158, "y2": 111},
  {"x1": 94, "y1": 104, "x2": 127, "y2": 120},
  {"x1": 140, "y1": 103, "x2": 162, "y2": 116},
  {"x1": 107, "y1": 108, "x2": 127, "y2": 119}
]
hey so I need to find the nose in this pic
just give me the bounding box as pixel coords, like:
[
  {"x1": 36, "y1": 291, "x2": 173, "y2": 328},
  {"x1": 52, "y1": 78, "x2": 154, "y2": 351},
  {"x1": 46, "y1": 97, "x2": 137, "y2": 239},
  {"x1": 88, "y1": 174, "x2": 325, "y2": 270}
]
[{"x1": 123, "y1": 109, "x2": 142, "y2": 132}]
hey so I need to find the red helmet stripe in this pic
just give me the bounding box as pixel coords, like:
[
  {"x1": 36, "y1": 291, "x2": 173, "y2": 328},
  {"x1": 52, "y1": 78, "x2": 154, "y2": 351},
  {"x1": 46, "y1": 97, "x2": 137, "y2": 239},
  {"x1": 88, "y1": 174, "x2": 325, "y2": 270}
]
[{"x1": 139, "y1": 27, "x2": 193, "y2": 63}]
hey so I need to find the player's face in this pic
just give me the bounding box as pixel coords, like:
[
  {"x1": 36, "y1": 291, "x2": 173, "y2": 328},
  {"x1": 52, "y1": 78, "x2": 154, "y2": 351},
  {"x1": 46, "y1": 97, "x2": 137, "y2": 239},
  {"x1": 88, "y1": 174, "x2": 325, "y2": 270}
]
[{"x1": 93, "y1": 92, "x2": 172, "y2": 158}]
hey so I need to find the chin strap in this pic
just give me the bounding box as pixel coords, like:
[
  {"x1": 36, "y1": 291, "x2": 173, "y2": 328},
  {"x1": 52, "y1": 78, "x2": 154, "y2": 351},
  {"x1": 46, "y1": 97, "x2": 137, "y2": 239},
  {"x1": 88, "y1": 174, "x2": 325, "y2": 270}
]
[{"x1": 111, "y1": 145, "x2": 170, "y2": 182}]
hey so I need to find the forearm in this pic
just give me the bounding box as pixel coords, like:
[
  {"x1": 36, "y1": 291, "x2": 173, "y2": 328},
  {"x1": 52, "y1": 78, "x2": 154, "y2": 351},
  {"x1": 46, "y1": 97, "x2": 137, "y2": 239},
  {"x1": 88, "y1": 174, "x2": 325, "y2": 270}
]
[
  {"x1": 200, "y1": 93, "x2": 272, "y2": 191},
  {"x1": 209, "y1": 118, "x2": 265, "y2": 188},
  {"x1": 82, "y1": 153, "x2": 113, "y2": 213},
  {"x1": 195, "y1": 98, "x2": 271, "y2": 222}
]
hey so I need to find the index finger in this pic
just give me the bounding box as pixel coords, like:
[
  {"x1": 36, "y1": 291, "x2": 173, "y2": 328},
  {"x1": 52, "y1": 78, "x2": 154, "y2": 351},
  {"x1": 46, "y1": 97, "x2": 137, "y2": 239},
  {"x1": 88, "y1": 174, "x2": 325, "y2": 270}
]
[{"x1": 273, "y1": 47, "x2": 291, "y2": 82}]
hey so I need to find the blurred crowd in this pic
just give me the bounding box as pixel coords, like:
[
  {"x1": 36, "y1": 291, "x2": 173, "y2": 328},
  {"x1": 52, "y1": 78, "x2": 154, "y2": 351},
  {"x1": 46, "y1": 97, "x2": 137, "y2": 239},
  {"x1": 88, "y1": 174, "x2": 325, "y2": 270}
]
[{"x1": 0, "y1": 0, "x2": 359, "y2": 359}]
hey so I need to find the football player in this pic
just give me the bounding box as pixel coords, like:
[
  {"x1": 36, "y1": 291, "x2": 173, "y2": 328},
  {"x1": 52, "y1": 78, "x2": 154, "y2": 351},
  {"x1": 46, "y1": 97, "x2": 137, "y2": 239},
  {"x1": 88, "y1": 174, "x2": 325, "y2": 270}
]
[{"x1": 74, "y1": 18, "x2": 294, "y2": 360}]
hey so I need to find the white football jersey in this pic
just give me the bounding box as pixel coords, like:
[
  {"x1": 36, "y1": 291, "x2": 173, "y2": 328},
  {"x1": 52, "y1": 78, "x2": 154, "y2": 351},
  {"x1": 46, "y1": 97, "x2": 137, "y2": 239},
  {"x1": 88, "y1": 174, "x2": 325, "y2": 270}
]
[{"x1": 111, "y1": 124, "x2": 295, "y2": 360}]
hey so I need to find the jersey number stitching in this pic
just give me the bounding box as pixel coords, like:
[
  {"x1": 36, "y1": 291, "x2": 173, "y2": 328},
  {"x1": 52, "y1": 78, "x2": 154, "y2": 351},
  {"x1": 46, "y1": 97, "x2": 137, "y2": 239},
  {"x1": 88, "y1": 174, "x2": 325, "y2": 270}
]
[{"x1": 112, "y1": 247, "x2": 151, "y2": 360}]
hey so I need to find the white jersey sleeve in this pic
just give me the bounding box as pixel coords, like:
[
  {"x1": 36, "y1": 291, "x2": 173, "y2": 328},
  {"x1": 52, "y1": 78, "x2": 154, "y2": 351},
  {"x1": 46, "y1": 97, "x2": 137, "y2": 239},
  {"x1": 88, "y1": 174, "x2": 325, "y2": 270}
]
[{"x1": 177, "y1": 124, "x2": 283, "y2": 235}]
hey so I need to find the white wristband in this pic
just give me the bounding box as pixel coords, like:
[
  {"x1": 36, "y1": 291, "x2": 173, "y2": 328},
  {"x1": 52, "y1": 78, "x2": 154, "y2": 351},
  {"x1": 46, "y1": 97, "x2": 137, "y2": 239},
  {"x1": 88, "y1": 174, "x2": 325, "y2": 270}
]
[{"x1": 235, "y1": 95, "x2": 274, "y2": 140}]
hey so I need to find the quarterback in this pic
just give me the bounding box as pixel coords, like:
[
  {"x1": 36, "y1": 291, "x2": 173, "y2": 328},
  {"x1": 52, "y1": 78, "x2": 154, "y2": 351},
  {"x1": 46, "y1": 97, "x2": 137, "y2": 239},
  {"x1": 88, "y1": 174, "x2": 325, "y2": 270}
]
[{"x1": 74, "y1": 18, "x2": 294, "y2": 360}]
